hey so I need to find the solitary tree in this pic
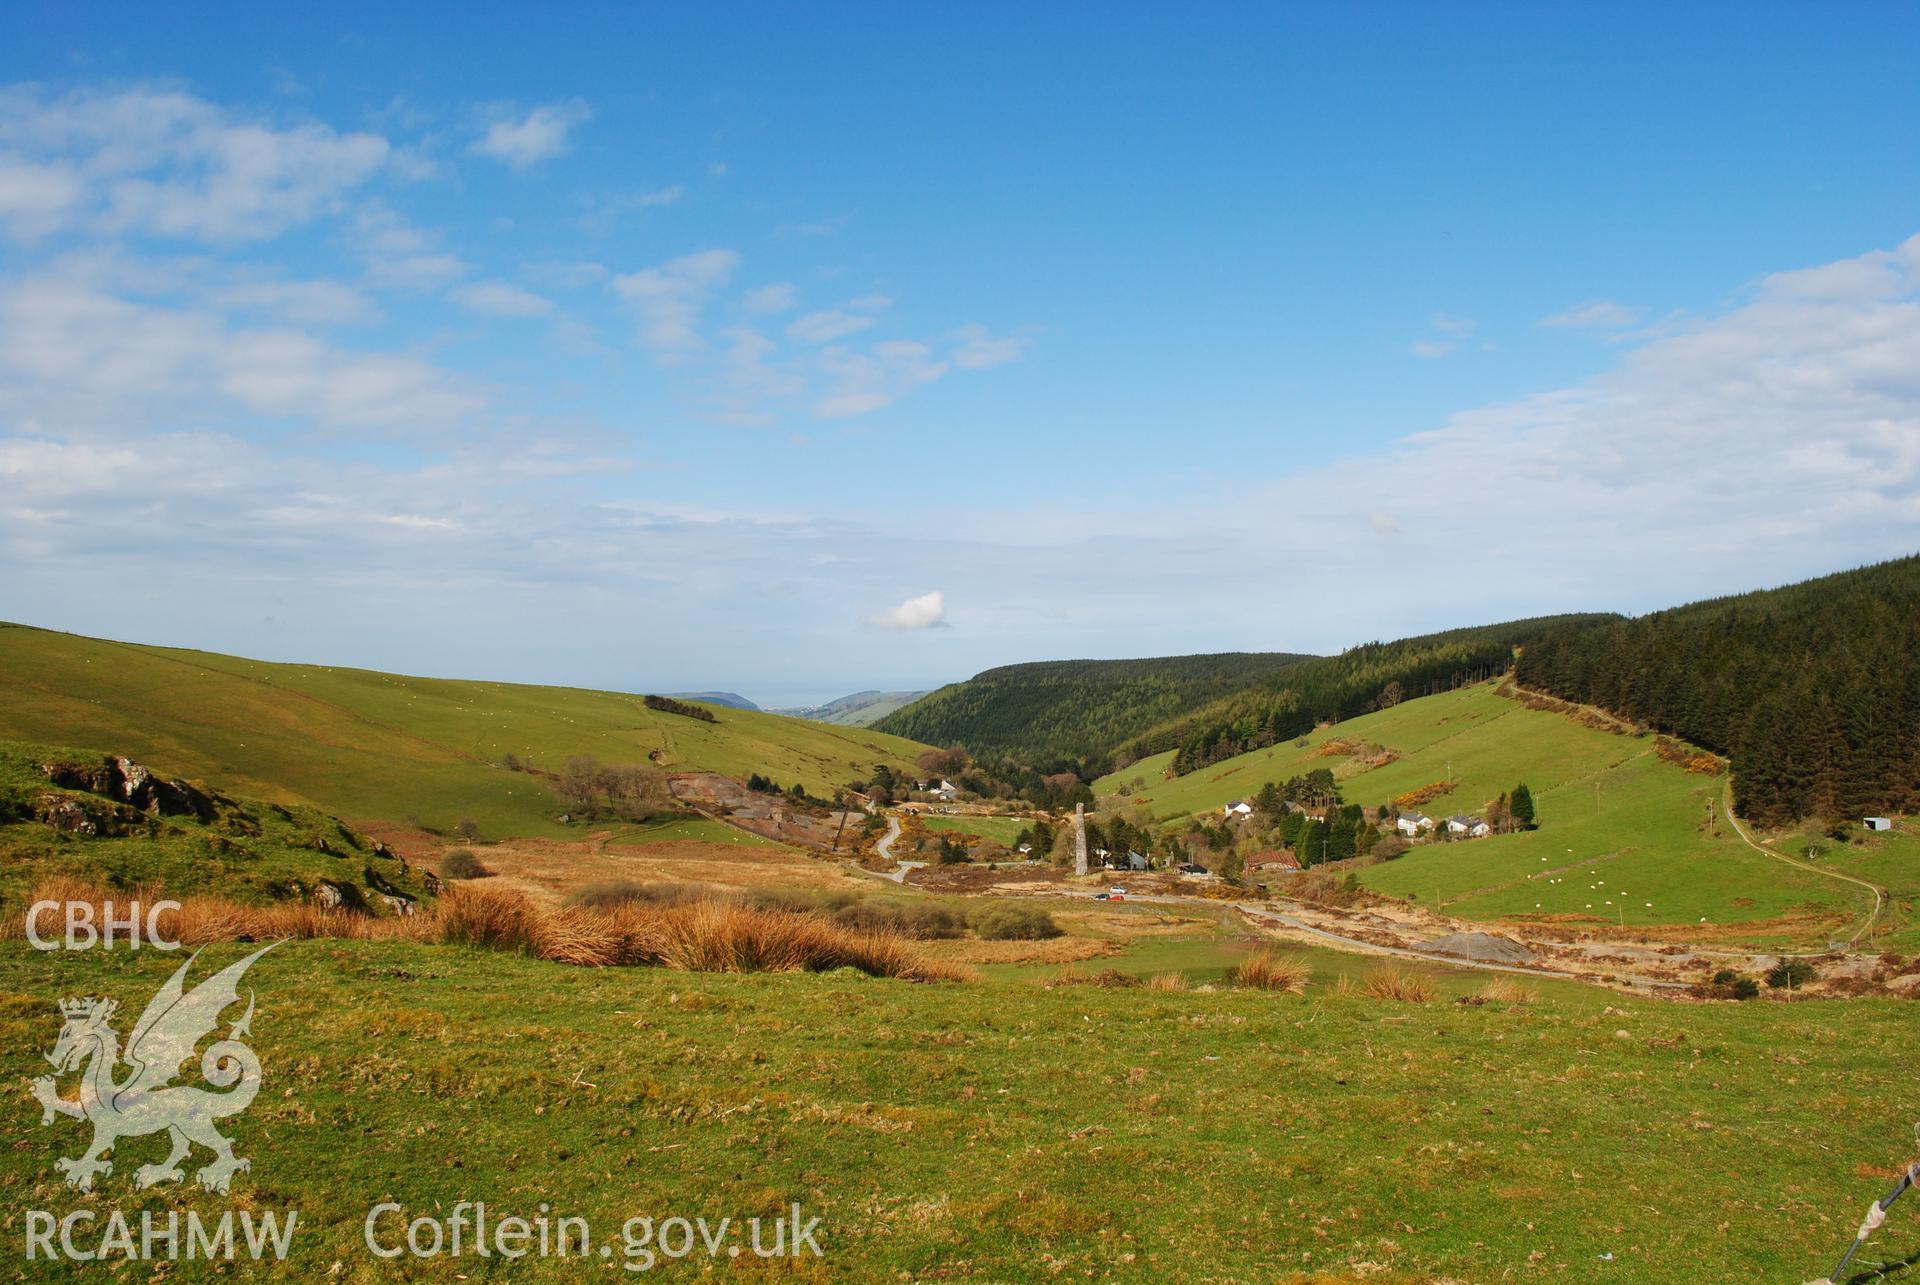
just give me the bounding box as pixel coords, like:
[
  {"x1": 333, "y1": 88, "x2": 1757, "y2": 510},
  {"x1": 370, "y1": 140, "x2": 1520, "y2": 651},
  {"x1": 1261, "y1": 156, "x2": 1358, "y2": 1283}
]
[{"x1": 1511, "y1": 783, "x2": 1536, "y2": 830}]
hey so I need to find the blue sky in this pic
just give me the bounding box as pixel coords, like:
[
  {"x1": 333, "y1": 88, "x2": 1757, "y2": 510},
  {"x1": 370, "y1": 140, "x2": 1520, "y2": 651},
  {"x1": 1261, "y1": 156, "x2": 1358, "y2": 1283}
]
[{"x1": 3, "y1": 4, "x2": 1919, "y2": 705}]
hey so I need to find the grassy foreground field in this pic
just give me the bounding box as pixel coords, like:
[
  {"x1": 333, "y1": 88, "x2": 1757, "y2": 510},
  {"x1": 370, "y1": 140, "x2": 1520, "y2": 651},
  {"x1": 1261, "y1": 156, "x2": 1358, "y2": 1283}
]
[
  {"x1": 3, "y1": 939, "x2": 1915, "y2": 1281},
  {"x1": 0, "y1": 623, "x2": 932, "y2": 838},
  {"x1": 1098, "y1": 682, "x2": 1866, "y2": 944}
]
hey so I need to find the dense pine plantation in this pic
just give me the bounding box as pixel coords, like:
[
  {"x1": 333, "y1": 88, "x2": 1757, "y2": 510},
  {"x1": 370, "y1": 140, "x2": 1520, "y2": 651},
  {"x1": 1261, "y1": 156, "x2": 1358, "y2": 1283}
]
[
  {"x1": 1515, "y1": 556, "x2": 1920, "y2": 825},
  {"x1": 1133, "y1": 615, "x2": 1615, "y2": 775},
  {"x1": 875, "y1": 651, "x2": 1315, "y2": 770}
]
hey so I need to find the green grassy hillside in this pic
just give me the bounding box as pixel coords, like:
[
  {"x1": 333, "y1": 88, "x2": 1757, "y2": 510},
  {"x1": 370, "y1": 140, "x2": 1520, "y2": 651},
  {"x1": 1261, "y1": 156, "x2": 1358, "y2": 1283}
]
[
  {"x1": 0, "y1": 738, "x2": 431, "y2": 910},
  {"x1": 1099, "y1": 681, "x2": 1870, "y2": 942},
  {"x1": 0, "y1": 623, "x2": 932, "y2": 837},
  {"x1": 5, "y1": 938, "x2": 1912, "y2": 1280}
]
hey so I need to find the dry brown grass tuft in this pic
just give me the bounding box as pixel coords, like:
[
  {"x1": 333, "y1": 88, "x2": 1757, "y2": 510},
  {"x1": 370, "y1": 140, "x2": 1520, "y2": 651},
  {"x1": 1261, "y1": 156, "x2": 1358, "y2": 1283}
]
[
  {"x1": 1229, "y1": 950, "x2": 1310, "y2": 993},
  {"x1": 1474, "y1": 976, "x2": 1537, "y2": 1005},
  {"x1": 1361, "y1": 964, "x2": 1439, "y2": 1002},
  {"x1": 1146, "y1": 970, "x2": 1189, "y2": 992},
  {"x1": 11, "y1": 877, "x2": 968, "y2": 982}
]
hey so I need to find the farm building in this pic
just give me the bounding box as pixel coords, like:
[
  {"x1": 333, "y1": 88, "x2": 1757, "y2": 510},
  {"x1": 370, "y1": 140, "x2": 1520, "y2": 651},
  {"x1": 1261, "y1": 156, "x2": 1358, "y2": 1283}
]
[
  {"x1": 1176, "y1": 862, "x2": 1213, "y2": 877},
  {"x1": 1248, "y1": 851, "x2": 1301, "y2": 874},
  {"x1": 1447, "y1": 815, "x2": 1492, "y2": 838},
  {"x1": 1396, "y1": 811, "x2": 1435, "y2": 836},
  {"x1": 1222, "y1": 800, "x2": 1254, "y2": 819},
  {"x1": 1865, "y1": 817, "x2": 1893, "y2": 832}
]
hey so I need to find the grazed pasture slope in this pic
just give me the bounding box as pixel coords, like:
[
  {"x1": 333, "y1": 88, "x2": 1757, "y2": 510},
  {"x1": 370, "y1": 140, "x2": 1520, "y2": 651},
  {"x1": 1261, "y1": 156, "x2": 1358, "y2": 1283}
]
[
  {"x1": 0, "y1": 622, "x2": 932, "y2": 837},
  {"x1": 2, "y1": 939, "x2": 1912, "y2": 1282},
  {"x1": 1099, "y1": 681, "x2": 1869, "y2": 943}
]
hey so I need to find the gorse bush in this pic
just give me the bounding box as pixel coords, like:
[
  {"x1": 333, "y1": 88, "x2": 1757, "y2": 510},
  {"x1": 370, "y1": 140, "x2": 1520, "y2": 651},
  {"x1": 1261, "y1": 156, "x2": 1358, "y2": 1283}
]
[
  {"x1": 1766, "y1": 959, "x2": 1817, "y2": 989},
  {"x1": 439, "y1": 849, "x2": 492, "y2": 879},
  {"x1": 831, "y1": 898, "x2": 966, "y2": 940},
  {"x1": 970, "y1": 904, "x2": 1062, "y2": 940}
]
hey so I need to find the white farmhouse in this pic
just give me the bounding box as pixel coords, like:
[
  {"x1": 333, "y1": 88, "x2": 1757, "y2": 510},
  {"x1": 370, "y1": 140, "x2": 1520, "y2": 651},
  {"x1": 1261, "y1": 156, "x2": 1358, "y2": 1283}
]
[
  {"x1": 1396, "y1": 811, "x2": 1435, "y2": 837},
  {"x1": 1447, "y1": 814, "x2": 1492, "y2": 838}
]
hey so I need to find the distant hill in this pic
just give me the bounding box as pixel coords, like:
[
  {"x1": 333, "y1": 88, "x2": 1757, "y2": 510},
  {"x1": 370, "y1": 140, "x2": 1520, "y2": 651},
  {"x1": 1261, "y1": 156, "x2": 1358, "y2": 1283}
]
[
  {"x1": 668, "y1": 691, "x2": 761, "y2": 711},
  {"x1": 1516, "y1": 555, "x2": 1920, "y2": 825},
  {"x1": 1131, "y1": 615, "x2": 1617, "y2": 776},
  {"x1": 0, "y1": 623, "x2": 933, "y2": 837},
  {"x1": 776, "y1": 690, "x2": 930, "y2": 727},
  {"x1": 874, "y1": 653, "x2": 1317, "y2": 769}
]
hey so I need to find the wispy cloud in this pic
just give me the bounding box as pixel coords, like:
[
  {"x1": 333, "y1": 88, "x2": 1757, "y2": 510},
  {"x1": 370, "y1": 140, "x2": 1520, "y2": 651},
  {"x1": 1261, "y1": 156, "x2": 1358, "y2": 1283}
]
[
  {"x1": 574, "y1": 184, "x2": 684, "y2": 235},
  {"x1": 470, "y1": 100, "x2": 591, "y2": 170},
  {"x1": 611, "y1": 248, "x2": 741, "y2": 358},
  {"x1": 451, "y1": 280, "x2": 554, "y2": 318},
  {"x1": 787, "y1": 309, "x2": 876, "y2": 345},
  {"x1": 0, "y1": 85, "x2": 390, "y2": 243},
  {"x1": 742, "y1": 282, "x2": 799, "y2": 314},
  {"x1": 1411, "y1": 313, "x2": 1475, "y2": 358},
  {"x1": 1541, "y1": 299, "x2": 1643, "y2": 329}
]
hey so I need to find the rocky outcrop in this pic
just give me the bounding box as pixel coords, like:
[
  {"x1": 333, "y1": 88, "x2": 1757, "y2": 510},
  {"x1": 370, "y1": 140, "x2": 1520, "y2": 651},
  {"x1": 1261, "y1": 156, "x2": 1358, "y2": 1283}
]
[{"x1": 40, "y1": 754, "x2": 215, "y2": 822}]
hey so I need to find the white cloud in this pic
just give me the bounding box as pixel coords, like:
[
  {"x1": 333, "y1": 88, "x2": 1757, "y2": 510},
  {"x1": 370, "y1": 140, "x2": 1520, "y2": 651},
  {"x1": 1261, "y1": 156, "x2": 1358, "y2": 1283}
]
[
  {"x1": 349, "y1": 204, "x2": 468, "y2": 289},
  {"x1": 814, "y1": 340, "x2": 947, "y2": 418},
  {"x1": 743, "y1": 283, "x2": 799, "y2": 314},
  {"x1": 868, "y1": 590, "x2": 948, "y2": 631},
  {"x1": 574, "y1": 185, "x2": 684, "y2": 234},
  {"x1": 611, "y1": 249, "x2": 741, "y2": 356},
  {"x1": 948, "y1": 324, "x2": 1028, "y2": 369},
  {"x1": 787, "y1": 309, "x2": 875, "y2": 345},
  {"x1": 471, "y1": 100, "x2": 591, "y2": 170},
  {"x1": 0, "y1": 273, "x2": 481, "y2": 435},
  {"x1": 452, "y1": 280, "x2": 555, "y2": 318},
  {"x1": 1411, "y1": 313, "x2": 1475, "y2": 358},
  {"x1": 212, "y1": 278, "x2": 380, "y2": 326},
  {"x1": 1542, "y1": 300, "x2": 1643, "y2": 329},
  {"x1": 0, "y1": 85, "x2": 390, "y2": 243},
  {"x1": 0, "y1": 155, "x2": 83, "y2": 239}
]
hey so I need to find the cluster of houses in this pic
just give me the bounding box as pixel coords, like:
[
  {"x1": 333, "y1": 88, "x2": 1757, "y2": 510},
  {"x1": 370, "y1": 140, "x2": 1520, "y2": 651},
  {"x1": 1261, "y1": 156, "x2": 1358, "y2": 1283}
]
[
  {"x1": 1221, "y1": 797, "x2": 1495, "y2": 843},
  {"x1": 1395, "y1": 811, "x2": 1492, "y2": 839}
]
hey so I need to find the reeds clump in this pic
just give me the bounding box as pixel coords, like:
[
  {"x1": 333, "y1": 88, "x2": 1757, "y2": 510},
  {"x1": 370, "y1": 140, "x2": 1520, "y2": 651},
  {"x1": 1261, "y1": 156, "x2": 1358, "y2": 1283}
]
[
  {"x1": 1473, "y1": 976, "x2": 1536, "y2": 1005},
  {"x1": 11, "y1": 877, "x2": 969, "y2": 982},
  {"x1": 1229, "y1": 950, "x2": 1311, "y2": 993},
  {"x1": 1360, "y1": 964, "x2": 1439, "y2": 1002}
]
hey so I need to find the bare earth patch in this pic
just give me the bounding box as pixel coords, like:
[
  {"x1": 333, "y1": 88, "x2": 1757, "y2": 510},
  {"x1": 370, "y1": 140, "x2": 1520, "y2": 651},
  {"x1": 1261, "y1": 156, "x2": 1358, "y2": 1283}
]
[
  {"x1": 444, "y1": 835, "x2": 854, "y2": 905},
  {"x1": 923, "y1": 936, "x2": 1118, "y2": 966}
]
